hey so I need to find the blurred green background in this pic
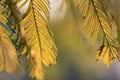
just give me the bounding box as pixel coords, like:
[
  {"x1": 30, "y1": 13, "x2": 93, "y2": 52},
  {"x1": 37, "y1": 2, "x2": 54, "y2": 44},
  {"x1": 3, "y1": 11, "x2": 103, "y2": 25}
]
[{"x1": 0, "y1": 0, "x2": 120, "y2": 80}]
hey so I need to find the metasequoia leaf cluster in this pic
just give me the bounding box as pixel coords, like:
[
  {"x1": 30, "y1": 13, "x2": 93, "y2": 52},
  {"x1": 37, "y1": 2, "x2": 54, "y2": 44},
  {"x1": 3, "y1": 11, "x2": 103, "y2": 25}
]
[
  {"x1": 74, "y1": 0, "x2": 119, "y2": 67},
  {"x1": 0, "y1": 0, "x2": 57, "y2": 80}
]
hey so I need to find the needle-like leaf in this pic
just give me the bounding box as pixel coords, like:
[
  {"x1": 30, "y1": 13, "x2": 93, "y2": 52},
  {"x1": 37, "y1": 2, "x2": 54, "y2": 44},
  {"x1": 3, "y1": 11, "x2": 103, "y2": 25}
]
[
  {"x1": 20, "y1": 0, "x2": 57, "y2": 79},
  {"x1": 75, "y1": 0, "x2": 119, "y2": 66}
]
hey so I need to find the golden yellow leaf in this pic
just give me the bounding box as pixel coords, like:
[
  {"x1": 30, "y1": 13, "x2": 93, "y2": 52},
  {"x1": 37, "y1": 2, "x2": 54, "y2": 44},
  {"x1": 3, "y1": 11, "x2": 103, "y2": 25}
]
[
  {"x1": 97, "y1": 41, "x2": 119, "y2": 67},
  {"x1": 20, "y1": 0, "x2": 58, "y2": 79},
  {"x1": 74, "y1": 0, "x2": 119, "y2": 67},
  {"x1": 0, "y1": 0, "x2": 22, "y2": 73},
  {"x1": 0, "y1": 26, "x2": 20, "y2": 73},
  {"x1": 30, "y1": 50, "x2": 44, "y2": 80}
]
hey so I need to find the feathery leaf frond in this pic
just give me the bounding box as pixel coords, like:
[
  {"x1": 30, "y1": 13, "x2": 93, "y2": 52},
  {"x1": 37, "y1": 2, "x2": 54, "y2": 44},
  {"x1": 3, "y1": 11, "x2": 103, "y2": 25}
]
[
  {"x1": 0, "y1": 0, "x2": 58, "y2": 79},
  {"x1": 20, "y1": 0, "x2": 57, "y2": 79},
  {"x1": 0, "y1": 0, "x2": 22, "y2": 73},
  {"x1": 0, "y1": 0, "x2": 24, "y2": 51},
  {"x1": 76, "y1": 0, "x2": 119, "y2": 66},
  {"x1": 0, "y1": 26, "x2": 20, "y2": 73},
  {"x1": 96, "y1": 39, "x2": 119, "y2": 67}
]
